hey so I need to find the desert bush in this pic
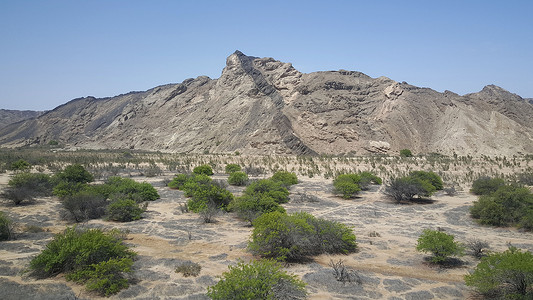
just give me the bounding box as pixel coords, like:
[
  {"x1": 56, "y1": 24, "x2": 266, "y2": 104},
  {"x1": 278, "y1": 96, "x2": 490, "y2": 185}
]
[
  {"x1": 333, "y1": 174, "x2": 361, "y2": 199},
  {"x1": 467, "y1": 239, "x2": 490, "y2": 259},
  {"x1": 517, "y1": 172, "x2": 533, "y2": 186},
  {"x1": 249, "y1": 211, "x2": 356, "y2": 262},
  {"x1": 443, "y1": 186, "x2": 457, "y2": 196},
  {"x1": 182, "y1": 174, "x2": 213, "y2": 196},
  {"x1": 0, "y1": 212, "x2": 14, "y2": 241},
  {"x1": 229, "y1": 194, "x2": 285, "y2": 223},
  {"x1": 358, "y1": 171, "x2": 382, "y2": 190},
  {"x1": 175, "y1": 261, "x2": 201, "y2": 277},
  {"x1": 61, "y1": 190, "x2": 107, "y2": 222},
  {"x1": 243, "y1": 179, "x2": 289, "y2": 204},
  {"x1": 400, "y1": 149, "x2": 413, "y2": 157},
  {"x1": 29, "y1": 227, "x2": 136, "y2": 296},
  {"x1": 270, "y1": 171, "x2": 298, "y2": 187},
  {"x1": 470, "y1": 176, "x2": 505, "y2": 195},
  {"x1": 4, "y1": 172, "x2": 54, "y2": 205},
  {"x1": 206, "y1": 259, "x2": 306, "y2": 300},
  {"x1": 54, "y1": 164, "x2": 94, "y2": 184},
  {"x1": 329, "y1": 259, "x2": 362, "y2": 284},
  {"x1": 168, "y1": 173, "x2": 190, "y2": 189},
  {"x1": 409, "y1": 171, "x2": 444, "y2": 190},
  {"x1": 53, "y1": 181, "x2": 88, "y2": 198},
  {"x1": 465, "y1": 247, "x2": 533, "y2": 299},
  {"x1": 104, "y1": 177, "x2": 159, "y2": 202},
  {"x1": 227, "y1": 171, "x2": 248, "y2": 186},
  {"x1": 141, "y1": 164, "x2": 162, "y2": 177},
  {"x1": 243, "y1": 165, "x2": 265, "y2": 176},
  {"x1": 106, "y1": 199, "x2": 144, "y2": 222},
  {"x1": 187, "y1": 183, "x2": 233, "y2": 213},
  {"x1": 10, "y1": 159, "x2": 31, "y2": 171},
  {"x1": 193, "y1": 164, "x2": 214, "y2": 176},
  {"x1": 416, "y1": 229, "x2": 464, "y2": 264},
  {"x1": 198, "y1": 201, "x2": 220, "y2": 223},
  {"x1": 224, "y1": 164, "x2": 241, "y2": 174},
  {"x1": 470, "y1": 185, "x2": 533, "y2": 227},
  {"x1": 519, "y1": 210, "x2": 533, "y2": 231},
  {"x1": 384, "y1": 176, "x2": 435, "y2": 202}
]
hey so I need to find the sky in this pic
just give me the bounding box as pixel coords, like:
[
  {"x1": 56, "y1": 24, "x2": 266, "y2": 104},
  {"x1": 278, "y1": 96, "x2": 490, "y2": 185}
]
[{"x1": 1, "y1": 0, "x2": 532, "y2": 111}]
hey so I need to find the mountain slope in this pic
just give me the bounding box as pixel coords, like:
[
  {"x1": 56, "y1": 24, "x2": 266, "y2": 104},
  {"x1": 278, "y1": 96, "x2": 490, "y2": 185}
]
[
  {"x1": 0, "y1": 109, "x2": 43, "y2": 129},
  {"x1": 1, "y1": 51, "x2": 532, "y2": 156}
]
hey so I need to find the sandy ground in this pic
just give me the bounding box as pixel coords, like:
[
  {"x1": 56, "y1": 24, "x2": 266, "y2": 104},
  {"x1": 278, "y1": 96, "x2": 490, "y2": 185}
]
[{"x1": 1, "y1": 172, "x2": 532, "y2": 300}]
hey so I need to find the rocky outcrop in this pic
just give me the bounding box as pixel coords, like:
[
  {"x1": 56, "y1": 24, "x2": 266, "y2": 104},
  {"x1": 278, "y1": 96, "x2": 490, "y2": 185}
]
[{"x1": 1, "y1": 51, "x2": 532, "y2": 156}]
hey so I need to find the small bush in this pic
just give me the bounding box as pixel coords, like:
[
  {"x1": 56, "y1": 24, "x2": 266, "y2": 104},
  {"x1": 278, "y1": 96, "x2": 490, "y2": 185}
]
[
  {"x1": 207, "y1": 259, "x2": 306, "y2": 300},
  {"x1": 168, "y1": 173, "x2": 190, "y2": 189},
  {"x1": 193, "y1": 164, "x2": 214, "y2": 176},
  {"x1": 106, "y1": 199, "x2": 144, "y2": 222},
  {"x1": 333, "y1": 174, "x2": 361, "y2": 199},
  {"x1": 517, "y1": 172, "x2": 533, "y2": 186},
  {"x1": 270, "y1": 171, "x2": 298, "y2": 187},
  {"x1": 416, "y1": 229, "x2": 464, "y2": 264},
  {"x1": 53, "y1": 181, "x2": 88, "y2": 198},
  {"x1": 104, "y1": 177, "x2": 160, "y2": 202},
  {"x1": 249, "y1": 211, "x2": 356, "y2": 262},
  {"x1": 187, "y1": 183, "x2": 233, "y2": 213},
  {"x1": 4, "y1": 172, "x2": 54, "y2": 205},
  {"x1": 409, "y1": 171, "x2": 444, "y2": 190},
  {"x1": 467, "y1": 239, "x2": 490, "y2": 259},
  {"x1": 10, "y1": 159, "x2": 31, "y2": 171},
  {"x1": 61, "y1": 190, "x2": 107, "y2": 222},
  {"x1": 55, "y1": 164, "x2": 94, "y2": 184},
  {"x1": 465, "y1": 247, "x2": 533, "y2": 298},
  {"x1": 384, "y1": 176, "x2": 435, "y2": 202},
  {"x1": 470, "y1": 176, "x2": 505, "y2": 195},
  {"x1": 400, "y1": 149, "x2": 413, "y2": 157},
  {"x1": 229, "y1": 194, "x2": 286, "y2": 223},
  {"x1": 175, "y1": 261, "x2": 201, "y2": 277},
  {"x1": 0, "y1": 212, "x2": 14, "y2": 241},
  {"x1": 29, "y1": 227, "x2": 136, "y2": 296},
  {"x1": 227, "y1": 171, "x2": 248, "y2": 186},
  {"x1": 329, "y1": 259, "x2": 362, "y2": 284},
  {"x1": 224, "y1": 164, "x2": 241, "y2": 174},
  {"x1": 243, "y1": 179, "x2": 289, "y2": 204},
  {"x1": 358, "y1": 171, "x2": 382, "y2": 190}
]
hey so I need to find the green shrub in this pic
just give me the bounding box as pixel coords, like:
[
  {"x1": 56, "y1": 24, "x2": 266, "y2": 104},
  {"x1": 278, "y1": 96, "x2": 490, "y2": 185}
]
[
  {"x1": 182, "y1": 174, "x2": 213, "y2": 197},
  {"x1": 333, "y1": 174, "x2": 361, "y2": 199},
  {"x1": 207, "y1": 259, "x2": 306, "y2": 300},
  {"x1": 399, "y1": 149, "x2": 413, "y2": 157},
  {"x1": 168, "y1": 173, "x2": 190, "y2": 189},
  {"x1": 0, "y1": 212, "x2": 14, "y2": 241},
  {"x1": 29, "y1": 227, "x2": 136, "y2": 296},
  {"x1": 358, "y1": 171, "x2": 382, "y2": 190},
  {"x1": 193, "y1": 164, "x2": 214, "y2": 176},
  {"x1": 249, "y1": 211, "x2": 356, "y2": 262},
  {"x1": 53, "y1": 181, "x2": 88, "y2": 198},
  {"x1": 244, "y1": 179, "x2": 289, "y2": 204},
  {"x1": 270, "y1": 171, "x2": 298, "y2": 187},
  {"x1": 229, "y1": 194, "x2": 285, "y2": 223},
  {"x1": 416, "y1": 229, "x2": 464, "y2": 264},
  {"x1": 470, "y1": 185, "x2": 533, "y2": 227},
  {"x1": 3, "y1": 172, "x2": 54, "y2": 205},
  {"x1": 465, "y1": 247, "x2": 533, "y2": 298},
  {"x1": 224, "y1": 164, "x2": 241, "y2": 174},
  {"x1": 409, "y1": 171, "x2": 444, "y2": 190},
  {"x1": 104, "y1": 177, "x2": 159, "y2": 202},
  {"x1": 55, "y1": 164, "x2": 94, "y2": 184},
  {"x1": 175, "y1": 261, "x2": 202, "y2": 277},
  {"x1": 187, "y1": 184, "x2": 233, "y2": 213},
  {"x1": 61, "y1": 190, "x2": 107, "y2": 222},
  {"x1": 106, "y1": 199, "x2": 144, "y2": 222},
  {"x1": 228, "y1": 171, "x2": 248, "y2": 186},
  {"x1": 470, "y1": 176, "x2": 505, "y2": 195},
  {"x1": 10, "y1": 159, "x2": 30, "y2": 171},
  {"x1": 67, "y1": 257, "x2": 133, "y2": 297},
  {"x1": 384, "y1": 176, "x2": 437, "y2": 202}
]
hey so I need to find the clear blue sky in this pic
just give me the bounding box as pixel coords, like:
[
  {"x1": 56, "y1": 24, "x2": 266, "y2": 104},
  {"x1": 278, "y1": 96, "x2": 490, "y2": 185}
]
[{"x1": 1, "y1": 0, "x2": 532, "y2": 110}]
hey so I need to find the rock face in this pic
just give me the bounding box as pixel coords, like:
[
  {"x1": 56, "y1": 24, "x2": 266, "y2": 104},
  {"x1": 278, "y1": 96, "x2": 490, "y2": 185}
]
[
  {"x1": 0, "y1": 109, "x2": 43, "y2": 129},
  {"x1": 1, "y1": 51, "x2": 533, "y2": 156}
]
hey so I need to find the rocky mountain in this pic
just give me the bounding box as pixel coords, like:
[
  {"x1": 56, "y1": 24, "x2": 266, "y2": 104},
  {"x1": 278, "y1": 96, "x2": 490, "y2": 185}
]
[
  {"x1": 1, "y1": 51, "x2": 532, "y2": 156},
  {"x1": 0, "y1": 109, "x2": 43, "y2": 129}
]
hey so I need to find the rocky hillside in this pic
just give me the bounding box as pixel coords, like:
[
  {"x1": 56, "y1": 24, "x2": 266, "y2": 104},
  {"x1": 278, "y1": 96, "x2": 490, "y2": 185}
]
[
  {"x1": 1, "y1": 51, "x2": 532, "y2": 156},
  {"x1": 0, "y1": 109, "x2": 43, "y2": 129}
]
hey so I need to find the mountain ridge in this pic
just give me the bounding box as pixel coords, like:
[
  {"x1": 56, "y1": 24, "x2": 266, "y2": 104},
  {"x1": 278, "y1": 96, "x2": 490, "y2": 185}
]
[{"x1": 1, "y1": 51, "x2": 532, "y2": 156}]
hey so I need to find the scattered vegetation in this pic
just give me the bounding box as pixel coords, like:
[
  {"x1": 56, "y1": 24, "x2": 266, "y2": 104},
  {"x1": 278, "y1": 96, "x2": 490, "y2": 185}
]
[
  {"x1": 249, "y1": 211, "x2": 357, "y2": 262},
  {"x1": 29, "y1": 227, "x2": 136, "y2": 296},
  {"x1": 207, "y1": 259, "x2": 307, "y2": 300},
  {"x1": 0, "y1": 212, "x2": 14, "y2": 241},
  {"x1": 175, "y1": 261, "x2": 202, "y2": 277},
  {"x1": 227, "y1": 171, "x2": 248, "y2": 186},
  {"x1": 416, "y1": 229, "x2": 464, "y2": 264},
  {"x1": 465, "y1": 247, "x2": 533, "y2": 299},
  {"x1": 224, "y1": 163, "x2": 241, "y2": 174},
  {"x1": 193, "y1": 164, "x2": 214, "y2": 176}
]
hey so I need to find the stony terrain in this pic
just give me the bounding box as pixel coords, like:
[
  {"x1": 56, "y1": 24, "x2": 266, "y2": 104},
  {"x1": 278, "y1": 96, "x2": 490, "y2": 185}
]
[
  {"x1": 1, "y1": 170, "x2": 532, "y2": 300},
  {"x1": 0, "y1": 109, "x2": 43, "y2": 129},
  {"x1": 1, "y1": 51, "x2": 533, "y2": 156}
]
